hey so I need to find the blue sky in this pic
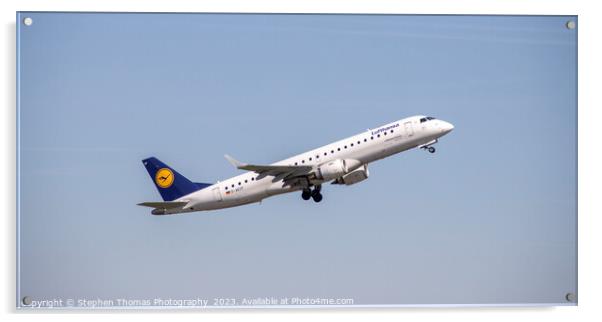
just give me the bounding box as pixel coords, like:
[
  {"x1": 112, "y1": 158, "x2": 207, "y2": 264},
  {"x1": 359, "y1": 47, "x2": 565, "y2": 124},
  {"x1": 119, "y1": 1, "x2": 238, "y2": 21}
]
[{"x1": 17, "y1": 13, "x2": 576, "y2": 306}]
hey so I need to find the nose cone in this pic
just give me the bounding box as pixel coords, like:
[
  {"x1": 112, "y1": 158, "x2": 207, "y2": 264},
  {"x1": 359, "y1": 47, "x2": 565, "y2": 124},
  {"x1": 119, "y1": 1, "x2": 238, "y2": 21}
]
[{"x1": 441, "y1": 121, "x2": 454, "y2": 134}]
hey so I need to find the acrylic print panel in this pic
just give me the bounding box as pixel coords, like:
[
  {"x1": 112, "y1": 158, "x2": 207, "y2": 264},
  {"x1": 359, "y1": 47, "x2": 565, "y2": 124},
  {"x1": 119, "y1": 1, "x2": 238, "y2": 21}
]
[{"x1": 16, "y1": 12, "x2": 577, "y2": 308}]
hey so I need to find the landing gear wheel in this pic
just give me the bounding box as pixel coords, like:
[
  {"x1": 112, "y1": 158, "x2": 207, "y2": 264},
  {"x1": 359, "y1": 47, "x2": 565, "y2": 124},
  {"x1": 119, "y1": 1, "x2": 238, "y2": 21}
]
[
  {"x1": 312, "y1": 192, "x2": 323, "y2": 203},
  {"x1": 301, "y1": 189, "x2": 311, "y2": 200},
  {"x1": 313, "y1": 184, "x2": 322, "y2": 194},
  {"x1": 428, "y1": 146, "x2": 436, "y2": 153}
]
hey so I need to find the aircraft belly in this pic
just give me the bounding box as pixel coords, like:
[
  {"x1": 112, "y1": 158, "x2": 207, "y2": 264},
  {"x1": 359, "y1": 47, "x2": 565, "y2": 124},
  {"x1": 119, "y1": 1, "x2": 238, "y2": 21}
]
[
  {"x1": 197, "y1": 194, "x2": 264, "y2": 210},
  {"x1": 265, "y1": 180, "x2": 297, "y2": 196}
]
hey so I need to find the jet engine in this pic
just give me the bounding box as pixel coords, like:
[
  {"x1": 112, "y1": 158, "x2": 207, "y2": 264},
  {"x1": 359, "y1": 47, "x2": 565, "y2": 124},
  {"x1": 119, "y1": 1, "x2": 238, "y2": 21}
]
[
  {"x1": 333, "y1": 165, "x2": 369, "y2": 185},
  {"x1": 316, "y1": 159, "x2": 348, "y2": 181}
]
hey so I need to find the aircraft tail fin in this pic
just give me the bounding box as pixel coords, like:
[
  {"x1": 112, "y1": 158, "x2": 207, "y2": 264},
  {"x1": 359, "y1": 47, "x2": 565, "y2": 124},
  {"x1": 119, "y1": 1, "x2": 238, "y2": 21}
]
[{"x1": 142, "y1": 157, "x2": 212, "y2": 201}]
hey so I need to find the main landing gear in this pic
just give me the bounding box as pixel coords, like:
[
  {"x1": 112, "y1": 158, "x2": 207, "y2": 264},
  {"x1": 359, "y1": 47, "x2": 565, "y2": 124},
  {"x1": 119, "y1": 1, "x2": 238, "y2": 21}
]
[{"x1": 301, "y1": 185, "x2": 323, "y2": 203}]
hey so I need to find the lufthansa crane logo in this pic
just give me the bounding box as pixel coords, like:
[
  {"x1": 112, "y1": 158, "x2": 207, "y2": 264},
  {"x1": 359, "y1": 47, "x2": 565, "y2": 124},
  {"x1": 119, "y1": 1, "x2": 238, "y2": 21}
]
[{"x1": 155, "y1": 168, "x2": 174, "y2": 188}]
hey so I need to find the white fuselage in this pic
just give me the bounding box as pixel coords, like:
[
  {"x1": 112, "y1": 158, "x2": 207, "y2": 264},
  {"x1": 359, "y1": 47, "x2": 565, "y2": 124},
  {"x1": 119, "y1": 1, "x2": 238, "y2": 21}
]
[{"x1": 169, "y1": 115, "x2": 453, "y2": 213}]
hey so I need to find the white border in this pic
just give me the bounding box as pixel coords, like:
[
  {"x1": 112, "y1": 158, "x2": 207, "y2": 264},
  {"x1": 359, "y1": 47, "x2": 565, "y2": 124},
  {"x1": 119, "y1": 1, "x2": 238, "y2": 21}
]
[{"x1": 3, "y1": 1, "x2": 600, "y2": 321}]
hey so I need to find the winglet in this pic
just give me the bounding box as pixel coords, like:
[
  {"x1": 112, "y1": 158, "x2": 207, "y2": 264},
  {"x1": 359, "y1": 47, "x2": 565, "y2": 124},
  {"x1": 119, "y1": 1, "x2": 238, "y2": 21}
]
[{"x1": 224, "y1": 154, "x2": 246, "y2": 169}]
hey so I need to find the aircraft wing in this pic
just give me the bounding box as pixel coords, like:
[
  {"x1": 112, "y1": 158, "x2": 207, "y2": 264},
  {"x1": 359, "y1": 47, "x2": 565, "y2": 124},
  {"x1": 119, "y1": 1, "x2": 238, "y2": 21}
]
[{"x1": 224, "y1": 154, "x2": 313, "y2": 180}]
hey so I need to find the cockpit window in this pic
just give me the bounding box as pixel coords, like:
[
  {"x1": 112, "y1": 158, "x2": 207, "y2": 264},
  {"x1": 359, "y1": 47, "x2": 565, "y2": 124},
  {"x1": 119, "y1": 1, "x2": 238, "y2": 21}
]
[
  {"x1": 426, "y1": 116, "x2": 436, "y2": 120},
  {"x1": 420, "y1": 116, "x2": 436, "y2": 123},
  {"x1": 420, "y1": 118, "x2": 427, "y2": 123}
]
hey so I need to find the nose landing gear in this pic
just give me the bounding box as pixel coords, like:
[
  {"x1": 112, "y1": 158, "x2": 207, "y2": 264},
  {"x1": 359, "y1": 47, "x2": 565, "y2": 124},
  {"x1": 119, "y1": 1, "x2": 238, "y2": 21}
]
[
  {"x1": 301, "y1": 185, "x2": 323, "y2": 202},
  {"x1": 420, "y1": 145, "x2": 436, "y2": 153},
  {"x1": 419, "y1": 139, "x2": 438, "y2": 154}
]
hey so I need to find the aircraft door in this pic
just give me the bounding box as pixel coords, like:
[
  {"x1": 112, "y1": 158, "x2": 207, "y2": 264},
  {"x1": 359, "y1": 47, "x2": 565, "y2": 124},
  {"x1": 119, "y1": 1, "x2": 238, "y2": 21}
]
[
  {"x1": 404, "y1": 121, "x2": 414, "y2": 137},
  {"x1": 212, "y1": 187, "x2": 223, "y2": 202}
]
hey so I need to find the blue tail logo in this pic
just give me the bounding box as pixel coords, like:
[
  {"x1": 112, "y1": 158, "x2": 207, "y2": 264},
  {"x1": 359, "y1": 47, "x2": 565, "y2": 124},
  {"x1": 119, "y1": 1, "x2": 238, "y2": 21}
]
[{"x1": 142, "y1": 157, "x2": 212, "y2": 201}]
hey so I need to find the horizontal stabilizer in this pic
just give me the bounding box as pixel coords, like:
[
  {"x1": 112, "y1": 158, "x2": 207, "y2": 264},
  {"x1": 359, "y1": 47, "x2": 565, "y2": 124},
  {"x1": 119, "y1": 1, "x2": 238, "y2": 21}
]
[{"x1": 137, "y1": 201, "x2": 188, "y2": 209}]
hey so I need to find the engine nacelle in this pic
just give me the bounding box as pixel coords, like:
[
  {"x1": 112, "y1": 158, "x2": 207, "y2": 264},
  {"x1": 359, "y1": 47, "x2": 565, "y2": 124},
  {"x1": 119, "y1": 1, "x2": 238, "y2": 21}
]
[
  {"x1": 316, "y1": 159, "x2": 348, "y2": 181},
  {"x1": 333, "y1": 165, "x2": 369, "y2": 185}
]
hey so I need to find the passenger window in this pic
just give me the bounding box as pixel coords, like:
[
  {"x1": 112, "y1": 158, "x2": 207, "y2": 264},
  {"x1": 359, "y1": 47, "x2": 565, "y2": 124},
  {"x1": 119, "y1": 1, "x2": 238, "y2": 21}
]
[
  {"x1": 337, "y1": 148, "x2": 341, "y2": 151},
  {"x1": 294, "y1": 162, "x2": 298, "y2": 165},
  {"x1": 377, "y1": 134, "x2": 380, "y2": 138},
  {"x1": 350, "y1": 143, "x2": 354, "y2": 147},
  {"x1": 391, "y1": 130, "x2": 394, "y2": 133},
  {"x1": 324, "y1": 152, "x2": 327, "y2": 156},
  {"x1": 309, "y1": 157, "x2": 312, "y2": 161},
  {"x1": 245, "y1": 180, "x2": 248, "y2": 183},
  {"x1": 302, "y1": 160, "x2": 305, "y2": 163},
  {"x1": 371, "y1": 136, "x2": 374, "y2": 140},
  {"x1": 364, "y1": 138, "x2": 367, "y2": 142},
  {"x1": 344, "y1": 145, "x2": 347, "y2": 149}
]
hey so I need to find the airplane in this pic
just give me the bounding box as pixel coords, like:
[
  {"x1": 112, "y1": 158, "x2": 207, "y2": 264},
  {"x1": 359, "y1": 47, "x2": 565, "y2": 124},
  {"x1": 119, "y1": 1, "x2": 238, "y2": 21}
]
[{"x1": 138, "y1": 115, "x2": 454, "y2": 215}]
